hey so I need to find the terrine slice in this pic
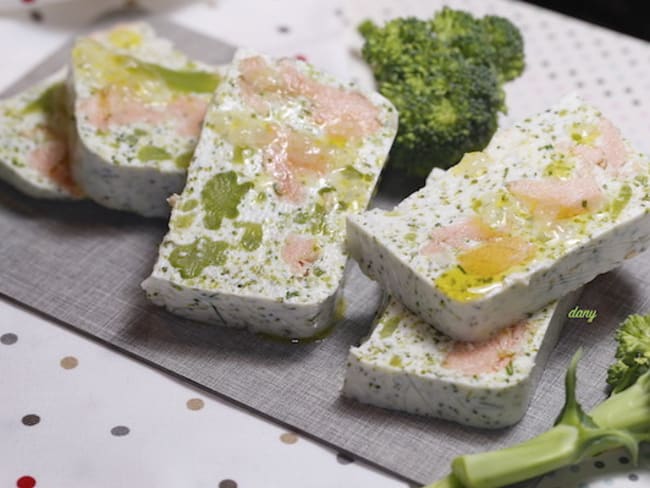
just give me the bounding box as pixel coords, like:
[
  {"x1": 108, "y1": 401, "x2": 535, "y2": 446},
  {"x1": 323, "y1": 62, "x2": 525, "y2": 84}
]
[
  {"x1": 141, "y1": 49, "x2": 398, "y2": 338},
  {"x1": 0, "y1": 69, "x2": 82, "y2": 199},
  {"x1": 348, "y1": 94, "x2": 650, "y2": 341},
  {"x1": 342, "y1": 291, "x2": 580, "y2": 428},
  {"x1": 69, "y1": 22, "x2": 222, "y2": 217}
]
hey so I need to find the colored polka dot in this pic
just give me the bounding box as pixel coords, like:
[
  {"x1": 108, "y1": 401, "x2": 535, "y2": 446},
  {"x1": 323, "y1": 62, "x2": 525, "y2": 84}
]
[
  {"x1": 594, "y1": 460, "x2": 605, "y2": 469},
  {"x1": 1, "y1": 333, "x2": 18, "y2": 345},
  {"x1": 60, "y1": 356, "x2": 78, "y2": 370},
  {"x1": 110, "y1": 425, "x2": 130, "y2": 436},
  {"x1": 219, "y1": 480, "x2": 237, "y2": 488},
  {"x1": 280, "y1": 432, "x2": 298, "y2": 444},
  {"x1": 21, "y1": 414, "x2": 40, "y2": 426},
  {"x1": 619, "y1": 456, "x2": 630, "y2": 464},
  {"x1": 277, "y1": 25, "x2": 290, "y2": 34},
  {"x1": 16, "y1": 476, "x2": 36, "y2": 488},
  {"x1": 29, "y1": 10, "x2": 43, "y2": 22},
  {"x1": 336, "y1": 452, "x2": 354, "y2": 465},
  {"x1": 628, "y1": 473, "x2": 639, "y2": 481},
  {"x1": 186, "y1": 398, "x2": 204, "y2": 411}
]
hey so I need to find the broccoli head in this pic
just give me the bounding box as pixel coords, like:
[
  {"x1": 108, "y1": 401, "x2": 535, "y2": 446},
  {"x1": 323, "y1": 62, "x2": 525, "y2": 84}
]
[
  {"x1": 359, "y1": 7, "x2": 525, "y2": 177},
  {"x1": 607, "y1": 313, "x2": 650, "y2": 393},
  {"x1": 481, "y1": 15, "x2": 526, "y2": 82}
]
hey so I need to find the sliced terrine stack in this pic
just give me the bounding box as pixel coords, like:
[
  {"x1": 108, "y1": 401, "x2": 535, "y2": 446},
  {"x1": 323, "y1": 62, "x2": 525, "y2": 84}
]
[
  {"x1": 343, "y1": 94, "x2": 650, "y2": 427},
  {"x1": 68, "y1": 23, "x2": 222, "y2": 217},
  {"x1": 343, "y1": 293, "x2": 580, "y2": 428},
  {"x1": 142, "y1": 49, "x2": 398, "y2": 338}
]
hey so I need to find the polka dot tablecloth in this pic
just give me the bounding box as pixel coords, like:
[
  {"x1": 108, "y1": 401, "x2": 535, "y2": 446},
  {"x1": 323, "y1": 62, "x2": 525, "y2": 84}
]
[
  {"x1": 0, "y1": 299, "x2": 407, "y2": 488},
  {"x1": 1, "y1": 1, "x2": 650, "y2": 487}
]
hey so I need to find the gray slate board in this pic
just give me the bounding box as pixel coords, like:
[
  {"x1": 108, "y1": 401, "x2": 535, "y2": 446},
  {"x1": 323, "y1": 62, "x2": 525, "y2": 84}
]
[{"x1": 1, "y1": 13, "x2": 649, "y2": 486}]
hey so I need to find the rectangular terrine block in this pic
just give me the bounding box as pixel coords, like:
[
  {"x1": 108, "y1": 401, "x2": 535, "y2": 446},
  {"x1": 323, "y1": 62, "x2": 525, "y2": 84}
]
[
  {"x1": 342, "y1": 290, "x2": 580, "y2": 428},
  {"x1": 347, "y1": 94, "x2": 650, "y2": 342},
  {"x1": 0, "y1": 69, "x2": 82, "y2": 199},
  {"x1": 142, "y1": 49, "x2": 398, "y2": 338},
  {"x1": 69, "y1": 22, "x2": 222, "y2": 217}
]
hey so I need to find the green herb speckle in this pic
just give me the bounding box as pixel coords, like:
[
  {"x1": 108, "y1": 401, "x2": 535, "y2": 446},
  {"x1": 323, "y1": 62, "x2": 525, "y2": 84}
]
[
  {"x1": 169, "y1": 237, "x2": 229, "y2": 279},
  {"x1": 201, "y1": 171, "x2": 253, "y2": 230},
  {"x1": 138, "y1": 145, "x2": 171, "y2": 161}
]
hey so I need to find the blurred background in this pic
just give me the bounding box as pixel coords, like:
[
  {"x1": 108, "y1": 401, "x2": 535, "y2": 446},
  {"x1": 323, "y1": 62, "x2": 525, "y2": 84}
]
[
  {"x1": 523, "y1": 0, "x2": 649, "y2": 41},
  {"x1": 0, "y1": 1, "x2": 648, "y2": 41}
]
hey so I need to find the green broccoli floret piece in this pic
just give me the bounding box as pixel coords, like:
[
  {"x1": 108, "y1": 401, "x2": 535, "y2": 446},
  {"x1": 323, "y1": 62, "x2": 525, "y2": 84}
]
[
  {"x1": 359, "y1": 8, "x2": 525, "y2": 177},
  {"x1": 427, "y1": 10, "x2": 524, "y2": 82},
  {"x1": 480, "y1": 15, "x2": 526, "y2": 82},
  {"x1": 608, "y1": 314, "x2": 650, "y2": 393},
  {"x1": 426, "y1": 313, "x2": 650, "y2": 488}
]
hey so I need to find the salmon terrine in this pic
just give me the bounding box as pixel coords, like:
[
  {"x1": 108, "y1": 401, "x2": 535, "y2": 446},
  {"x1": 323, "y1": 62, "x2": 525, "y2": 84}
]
[
  {"x1": 69, "y1": 22, "x2": 222, "y2": 217},
  {"x1": 141, "y1": 49, "x2": 398, "y2": 338},
  {"x1": 0, "y1": 69, "x2": 82, "y2": 199},
  {"x1": 347, "y1": 94, "x2": 650, "y2": 341},
  {"x1": 343, "y1": 291, "x2": 579, "y2": 428}
]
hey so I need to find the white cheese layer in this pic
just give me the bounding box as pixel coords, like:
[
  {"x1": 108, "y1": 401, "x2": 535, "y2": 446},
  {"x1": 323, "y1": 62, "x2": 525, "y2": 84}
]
[
  {"x1": 0, "y1": 69, "x2": 82, "y2": 199},
  {"x1": 343, "y1": 291, "x2": 579, "y2": 428},
  {"x1": 348, "y1": 94, "x2": 650, "y2": 342},
  {"x1": 142, "y1": 49, "x2": 398, "y2": 338},
  {"x1": 69, "y1": 22, "x2": 221, "y2": 217}
]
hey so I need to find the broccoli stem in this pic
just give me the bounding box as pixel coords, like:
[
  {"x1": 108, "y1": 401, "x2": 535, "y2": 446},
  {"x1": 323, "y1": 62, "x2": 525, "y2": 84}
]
[
  {"x1": 451, "y1": 427, "x2": 578, "y2": 487},
  {"x1": 423, "y1": 356, "x2": 650, "y2": 488},
  {"x1": 591, "y1": 372, "x2": 650, "y2": 432},
  {"x1": 426, "y1": 475, "x2": 464, "y2": 488},
  {"x1": 450, "y1": 425, "x2": 632, "y2": 488}
]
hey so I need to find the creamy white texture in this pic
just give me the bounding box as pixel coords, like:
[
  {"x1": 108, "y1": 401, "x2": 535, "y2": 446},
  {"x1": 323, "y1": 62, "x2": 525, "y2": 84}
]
[
  {"x1": 69, "y1": 22, "x2": 220, "y2": 217},
  {"x1": 0, "y1": 69, "x2": 81, "y2": 199},
  {"x1": 142, "y1": 49, "x2": 397, "y2": 338},
  {"x1": 343, "y1": 291, "x2": 580, "y2": 428},
  {"x1": 348, "y1": 94, "x2": 650, "y2": 341}
]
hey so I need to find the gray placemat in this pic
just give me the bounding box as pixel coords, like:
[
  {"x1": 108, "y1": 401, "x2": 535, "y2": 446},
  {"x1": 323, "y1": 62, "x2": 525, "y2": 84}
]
[{"x1": 1, "y1": 13, "x2": 649, "y2": 486}]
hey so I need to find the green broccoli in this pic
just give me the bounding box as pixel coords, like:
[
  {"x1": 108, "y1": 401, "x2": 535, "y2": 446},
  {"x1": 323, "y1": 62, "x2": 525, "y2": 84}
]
[
  {"x1": 429, "y1": 8, "x2": 524, "y2": 82},
  {"x1": 608, "y1": 314, "x2": 650, "y2": 393},
  {"x1": 427, "y1": 312, "x2": 650, "y2": 488},
  {"x1": 359, "y1": 8, "x2": 525, "y2": 177},
  {"x1": 480, "y1": 15, "x2": 526, "y2": 82}
]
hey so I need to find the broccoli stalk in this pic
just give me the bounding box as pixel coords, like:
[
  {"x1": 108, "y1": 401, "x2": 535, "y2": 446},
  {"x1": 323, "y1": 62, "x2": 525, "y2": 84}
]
[
  {"x1": 425, "y1": 313, "x2": 650, "y2": 488},
  {"x1": 359, "y1": 8, "x2": 525, "y2": 177}
]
